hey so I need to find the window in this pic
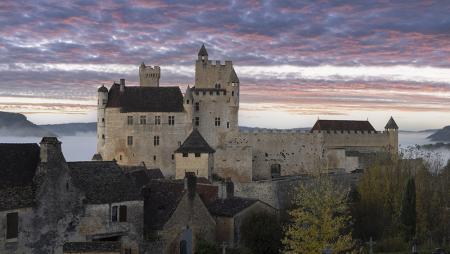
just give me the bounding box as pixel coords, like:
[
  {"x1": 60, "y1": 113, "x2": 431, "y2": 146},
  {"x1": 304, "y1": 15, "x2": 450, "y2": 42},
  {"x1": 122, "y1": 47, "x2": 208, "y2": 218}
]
[
  {"x1": 154, "y1": 136, "x2": 160, "y2": 146},
  {"x1": 215, "y1": 83, "x2": 221, "y2": 89},
  {"x1": 202, "y1": 91, "x2": 206, "y2": 95},
  {"x1": 102, "y1": 134, "x2": 105, "y2": 139},
  {"x1": 186, "y1": 99, "x2": 190, "y2": 104},
  {"x1": 119, "y1": 205, "x2": 127, "y2": 222},
  {"x1": 172, "y1": 154, "x2": 174, "y2": 160},
  {"x1": 6, "y1": 212, "x2": 18, "y2": 239},
  {"x1": 140, "y1": 115, "x2": 146, "y2": 125},
  {"x1": 224, "y1": 90, "x2": 227, "y2": 96},
  {"x1": 153, "y1": 155, "x2": 156, "y2": 161},
  {"x1": 102, "y1": 118, "x2": 105, "y2": 122},
  {"x1": 127, "y1": 116, "x2": 133, "y2": 125},
  {"x1": 111, "y1": 206, "x2": 118, "y2": 222},
  {"x1": 155, "y1": 116, "x2": 161, "y2": 125},
  {"x1": 127, "y1": 136, "x2": 133, "y2": 146},
  {"x1": 195, "y1": 117, "x2": 200, "y2": 126},
  {"x1": 195, "y1": 102, "x2": 199, "y2": 111},
  {"x1": 209, "y1": 91, "x2": 213, "y2": 95},
  {"x1": 215, "y1": 117, "x2": 221, "y2": 127},
  {"x1": 183, "y1": 153, "x2": 188, "y2": 157},
  {"x1": 216, "y1": 91, "x2": 220, "y2": 95},
  {"x1": 195, "y1": 153, "x2": 201, "y2": 157},
  {"x1": 168, "y1": 116, "x2": 175, "y2": 125},
  {"x1": 227, "y1": 122, "x2": 230, "y2": 128},
  {"x1": 232, "y1": 91, "x2": 234, "y2": 96},
  {"x1": 112, "y1": 205, "x2": 127, "y2": 222}
]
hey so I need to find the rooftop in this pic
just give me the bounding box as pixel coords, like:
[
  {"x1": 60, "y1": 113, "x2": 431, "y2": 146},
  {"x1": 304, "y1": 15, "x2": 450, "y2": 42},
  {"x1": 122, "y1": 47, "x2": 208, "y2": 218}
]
[
  {"x1": 175, "y1": 129, "x2": 215, "y2": 154},
  {"x1": 310, "y1": 120, "x2": 376, "y2": 132},
  {"x1": 208, "y1": 197, "x2": 258, "y2": 217}
]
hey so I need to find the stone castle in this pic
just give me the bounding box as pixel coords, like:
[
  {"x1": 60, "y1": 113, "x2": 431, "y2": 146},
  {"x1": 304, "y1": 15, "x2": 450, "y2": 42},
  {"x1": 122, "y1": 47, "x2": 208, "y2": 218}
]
[{"x1": 95, "y1": 44, "x2": 399, "y2": 183}]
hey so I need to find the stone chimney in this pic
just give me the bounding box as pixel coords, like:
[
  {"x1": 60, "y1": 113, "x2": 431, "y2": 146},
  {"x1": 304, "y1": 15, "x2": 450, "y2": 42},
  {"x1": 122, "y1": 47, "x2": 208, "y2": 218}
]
[
  {"x1": 120, "y1": 78, "x2": 125, "y2": 92},
  {"x1": 225, "y1": 178, "x2": 234, "y2": 198},
  {"x1": 39, "y1": 137, "x2": 62, "y2": 163},
  {"x1": 184, "y1": 172, "x2": 197, "y2": 200}
]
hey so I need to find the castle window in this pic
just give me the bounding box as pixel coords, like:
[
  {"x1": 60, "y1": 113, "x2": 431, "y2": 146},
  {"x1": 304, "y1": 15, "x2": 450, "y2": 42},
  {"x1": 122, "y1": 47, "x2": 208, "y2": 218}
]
[
  {"x1": 215, "y1": 117, "x2": 221, "y2": 127},
  {"x1": 195, "y1": 102, "x2": 200, "y2": 111},
  {"x1": 119, "y1": 205, "x2": 127, "y2": 222},
  {"x1": 153, "y1": 155, "x2": 156, "y2": 161},
  {"x1": 119, "y1": 155, "x2": 122, "y2": 161},
  {"x1": 210, "y1": 91, "x2": 213, "y2": 95},
  {"x1": 195, "y1": 153, "x2": 201, "y2": 157},
  {"x1": 140, "y1": 115, "x2": 146, "y2": 125},
  {"x1": 154, "y1": 136, "x2": 160, "y2": 146},
  {"x1": 172, "y1": 154, "x2": 174, "y2": 160},
  {"x1": 127, "y1": 136, "x2": 133, "y2": 146},
  {"x1": 186, "y1": 99, "x2": 190, "y2": 104},
  {"x1": 183, "y1": 153, "x2": 188, "y2": 157},
  {"x1": 102, "y1": 134, "x2": 105, "y2": 139},
  {"x1": 195, "y1": 117, "x2": 200, "y2": 126},
  {"x1": 203, "y1": 91, "x2": 206, "y2": 95},
  {"x1": 127, "y1": 116, "x2": 133, "y2": 125},
  {"x1": 224, "y1": 91, "x2": 227, "y2": 96},
  {"x1": 216, "y1": 91, "x2": 220, "y2": 95},
  {"x1": 111, "y1": 206, "x2": 118, "y2": 222},
  {"x1": 232, "y1": 91, "x2": 234, "y2": 96},
  {"x1": 6, "y1": 212, "x2": 18, "y2": 239},
  {"x1": 227, "y1": 122, "x2": 230, "y2": 128},
  {"x1": 102, "y1": 118, "x2": 104, "y2": 122},
  {"x1": 155, "y1": 116, "x2": 161, "y2": 125},
  {"x1": 215, "y1": 83, "x2": 221, "y2": 89},
  {"x1": 168, "y1": 116, "x2": 175, "y2": 125}
]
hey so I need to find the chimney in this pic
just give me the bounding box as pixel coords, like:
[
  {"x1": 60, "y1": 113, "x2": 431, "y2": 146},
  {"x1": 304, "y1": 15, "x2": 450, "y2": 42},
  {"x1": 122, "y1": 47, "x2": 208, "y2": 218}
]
[
  {"x1": 39, "y1": 137, "x2": 62, "y2": 163},
  {"x1": 225, "y1": 178, "x2": 234, "y2": 198},
  {"x1": 184, "y1": 172, "x2": 197, "y2": 199},
  {"x1": 120, "y1": 78, "x2": 125, "y2": 92}
]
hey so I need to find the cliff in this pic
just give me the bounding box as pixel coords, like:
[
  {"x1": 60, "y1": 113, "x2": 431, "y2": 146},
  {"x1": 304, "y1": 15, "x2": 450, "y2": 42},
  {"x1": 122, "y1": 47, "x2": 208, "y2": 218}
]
[{"x1": 0, "y1": 111, "x2": 55, "y2": 137}]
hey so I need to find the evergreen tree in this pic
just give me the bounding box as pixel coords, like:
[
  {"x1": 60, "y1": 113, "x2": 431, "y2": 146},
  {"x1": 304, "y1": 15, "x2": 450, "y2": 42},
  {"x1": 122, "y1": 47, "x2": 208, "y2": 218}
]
[
  {"x1": 399, "y1": 177, "x2": 416, "y2": 241},
  {"x1": 282, "y1": 177, "x2": 354, "y2": 253}
]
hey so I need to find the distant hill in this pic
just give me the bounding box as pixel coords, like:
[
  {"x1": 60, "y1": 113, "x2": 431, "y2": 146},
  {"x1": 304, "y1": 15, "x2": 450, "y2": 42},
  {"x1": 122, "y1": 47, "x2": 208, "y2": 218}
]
[
  {"x1": 428, "y1": 126, "x2": 450, "y2": 142},
  {"x1": 40, "y1": 122, "x2": 96, "y2": 136},
  {"x1": 0, "y1": 111, "x2": 55, "y2": 137}
]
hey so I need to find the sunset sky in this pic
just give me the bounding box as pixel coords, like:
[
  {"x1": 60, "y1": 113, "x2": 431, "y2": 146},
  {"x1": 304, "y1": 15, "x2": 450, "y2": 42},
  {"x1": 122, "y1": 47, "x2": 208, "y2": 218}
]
[{"x1": 0, "y1": 1, "x2": 449, "y2": 130}]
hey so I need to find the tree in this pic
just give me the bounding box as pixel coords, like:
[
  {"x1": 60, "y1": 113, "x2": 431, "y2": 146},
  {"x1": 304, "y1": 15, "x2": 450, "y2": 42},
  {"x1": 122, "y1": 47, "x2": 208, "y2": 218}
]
[
  {"x1": 400, "y1": 177, "x2": 416, "y2": 241},
  {"x1": 240, "y1": 211, "x2": 281, "y2": 254},
  {"x1": 282, "y1": 176, "x2": 354, "y2": 254}
]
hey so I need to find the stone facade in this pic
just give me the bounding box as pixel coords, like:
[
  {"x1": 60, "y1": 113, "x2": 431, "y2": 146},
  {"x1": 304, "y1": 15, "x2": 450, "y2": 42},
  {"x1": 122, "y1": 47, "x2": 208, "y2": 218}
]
[{"x1": 96, "y1": 45, "x2": 399, "y2": 181}]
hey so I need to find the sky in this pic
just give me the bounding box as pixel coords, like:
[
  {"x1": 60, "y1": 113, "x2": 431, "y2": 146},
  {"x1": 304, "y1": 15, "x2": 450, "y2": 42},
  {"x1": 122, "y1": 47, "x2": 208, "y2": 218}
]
[{"x1": 0, "y1": 0, "x2": 449, "y2": 130}]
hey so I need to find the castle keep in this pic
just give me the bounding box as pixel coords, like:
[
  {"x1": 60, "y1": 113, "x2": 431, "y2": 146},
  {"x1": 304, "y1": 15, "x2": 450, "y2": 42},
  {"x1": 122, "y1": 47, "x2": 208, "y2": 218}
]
[{"x1": 95, "y1": 45, "x2": 399, "y2": 182}]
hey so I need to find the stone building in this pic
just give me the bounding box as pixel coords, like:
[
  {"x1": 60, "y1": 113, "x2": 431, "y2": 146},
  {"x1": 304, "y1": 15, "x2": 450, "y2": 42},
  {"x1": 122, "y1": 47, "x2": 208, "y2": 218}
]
[{"x1": 95, "y1": 44, "x2": 399, "y2": 182}]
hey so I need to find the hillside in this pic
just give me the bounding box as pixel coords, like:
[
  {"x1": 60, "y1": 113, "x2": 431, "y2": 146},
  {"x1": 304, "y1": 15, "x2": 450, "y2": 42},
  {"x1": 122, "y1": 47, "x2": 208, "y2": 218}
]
[
  {"x1": 40, "y1": 122, "x2": 96, "y2": 136},
  {"x1": 0, "y1": 111, "x2": 55, "y2": 137},
  {"x1": 428, "y1": 126, "x2": 450, "y2": 142}
]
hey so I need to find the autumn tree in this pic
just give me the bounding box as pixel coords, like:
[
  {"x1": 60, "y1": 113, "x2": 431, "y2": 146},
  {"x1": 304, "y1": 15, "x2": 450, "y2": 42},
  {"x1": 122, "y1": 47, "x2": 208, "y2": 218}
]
[{"x1": 282, "y1": 176, "x2": 354, "y2": 253}]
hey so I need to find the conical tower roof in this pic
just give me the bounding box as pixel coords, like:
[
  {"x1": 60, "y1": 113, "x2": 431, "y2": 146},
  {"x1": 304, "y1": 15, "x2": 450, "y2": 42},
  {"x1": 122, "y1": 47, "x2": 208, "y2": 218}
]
[
  {"x1": 198, "y1": 44, "x2": 208, "y2": 56},
  {"x1": 175, "y1": 129, "x2": 215, "y2": 154},
  {"x1": 229, "y1": 68, "x2": 239, "y2": 83},
  {"x1": 385, "y1": 116, "x2": 399, "y2": 129}
]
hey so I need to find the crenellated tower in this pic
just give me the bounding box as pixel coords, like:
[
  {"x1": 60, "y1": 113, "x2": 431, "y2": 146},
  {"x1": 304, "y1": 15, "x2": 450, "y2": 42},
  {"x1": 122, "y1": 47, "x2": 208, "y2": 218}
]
[{"x1": 139, "y1": 62, "x2": 160, "y2": 87}]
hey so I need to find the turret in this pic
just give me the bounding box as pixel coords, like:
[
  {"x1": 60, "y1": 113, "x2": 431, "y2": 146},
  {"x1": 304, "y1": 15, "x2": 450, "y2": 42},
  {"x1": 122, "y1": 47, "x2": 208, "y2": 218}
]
[
  {"x1": 97, "y1": 84, "x2": 109, "y2": 154},
  {"x1": 198, "y1": 44, "x2": 208, "y2": 62},
  {"x1": 385, "y1": 116, "x2": 399, "y2": 154},
  {"x1": 97, "y1": 85, "x2": 108, "y2": 109}
]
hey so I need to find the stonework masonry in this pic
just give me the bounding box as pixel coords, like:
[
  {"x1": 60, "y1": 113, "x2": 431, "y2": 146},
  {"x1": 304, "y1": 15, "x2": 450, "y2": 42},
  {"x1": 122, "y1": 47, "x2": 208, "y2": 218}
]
[{"x1": 96, "y1": 45, "x2": 399, "y2": 182}]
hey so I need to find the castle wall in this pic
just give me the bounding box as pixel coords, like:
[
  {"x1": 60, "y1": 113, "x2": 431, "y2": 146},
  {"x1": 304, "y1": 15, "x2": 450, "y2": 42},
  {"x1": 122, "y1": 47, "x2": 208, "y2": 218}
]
[
  {"x1": 214, "y1": 146, "x2": 252, "y2": 183},
  {"x1": 195, "y1": 60, "x2": 233, "y2": 89},
  {"x1": 100, "y1": 108, "x2": 191, "y2": 177}
]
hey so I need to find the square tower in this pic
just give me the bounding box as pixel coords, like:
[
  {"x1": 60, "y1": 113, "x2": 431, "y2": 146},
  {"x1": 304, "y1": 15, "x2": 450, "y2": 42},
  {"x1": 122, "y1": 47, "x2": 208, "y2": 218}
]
[{"x1": 139, "y1": 63, "x2": 160, "y2": 87}]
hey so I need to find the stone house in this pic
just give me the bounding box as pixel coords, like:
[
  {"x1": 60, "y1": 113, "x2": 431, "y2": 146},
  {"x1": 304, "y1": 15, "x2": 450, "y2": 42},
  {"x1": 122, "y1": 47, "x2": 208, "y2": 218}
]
[
  {"x1": 142, "y1": 173, "x2": 216, "y2": 254},
  {"x1": 208, "y1": 181, "x2": 277, "y2": 248}
]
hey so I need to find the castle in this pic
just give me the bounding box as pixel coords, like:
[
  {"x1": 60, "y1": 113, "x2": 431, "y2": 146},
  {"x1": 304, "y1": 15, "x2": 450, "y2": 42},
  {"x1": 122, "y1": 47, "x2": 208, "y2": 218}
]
[{"x1": 95, "y1": 45, "x2": 399, "y2": 183}]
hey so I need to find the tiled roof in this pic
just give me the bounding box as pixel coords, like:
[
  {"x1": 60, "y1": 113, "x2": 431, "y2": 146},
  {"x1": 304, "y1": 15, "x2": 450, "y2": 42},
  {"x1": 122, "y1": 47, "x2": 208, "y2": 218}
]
[
  {"x1": 125, "y1": 167, "x2": 164, "y2": 189},
  {"x1": 310, "y1": 120, "x2": 376, "y2": 132},
  {"x1": 208, "y1": 197, "x2": 258, "y2": 217},
  {"x1": 68, "y1": 161, "x2": 142, "y2": 204},
  {"x1": 142, "y1": 180, "x2": 186, "y2": 230},
  {"x1": 106, "y1": 83, "x2": 184, "y2": 113},
  {"x1": 174, "y1": 129, "x2": 215, "y2": 154},
  {"x1": 0, "y1": 143, "x2": 40, "y2": 211},
  {"x1": 63, "y1": 242, "x2": 120, "y2": 252},
  {"x1": 385, "y1": 117, "x2": 399, "y2": 129}
]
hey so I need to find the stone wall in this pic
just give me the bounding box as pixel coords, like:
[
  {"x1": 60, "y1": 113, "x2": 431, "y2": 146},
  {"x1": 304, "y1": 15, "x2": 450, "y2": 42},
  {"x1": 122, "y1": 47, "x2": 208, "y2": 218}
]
[
  {"x1": 214, "y1": 145, "x2": 252, "y2": 182},
  {"x1": 100, "y1": 108, "x2": 191, "y2": 177}
]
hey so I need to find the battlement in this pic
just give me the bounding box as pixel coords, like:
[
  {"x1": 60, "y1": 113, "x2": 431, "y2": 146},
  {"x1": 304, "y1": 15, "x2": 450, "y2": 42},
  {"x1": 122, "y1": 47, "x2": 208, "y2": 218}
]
[
  {"x1": 203, "y1": 59, "x2": 233, "y2": 67},
  {"x1": 139, "y1": 63, "x2": 160, "y2": 87}
]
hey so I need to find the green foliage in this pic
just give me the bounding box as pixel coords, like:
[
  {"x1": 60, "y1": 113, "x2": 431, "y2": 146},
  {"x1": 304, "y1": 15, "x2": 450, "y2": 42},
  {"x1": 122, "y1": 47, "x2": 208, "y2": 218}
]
[
  {"x1": 375, "y1": 236, "x2": 409, "y2": 253},
  {"x1": 399, "y1": 177, "x2": 416, "y2": 241},
  {"x1": 195, "y1": 240, "x2": 218, "y2": 254},
  {"x1": 282, "y1": 176, "x2": 354, "y2": 253},
  {"x1": 240, "y1": 211, "x2": 281, "y2": 254}
]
